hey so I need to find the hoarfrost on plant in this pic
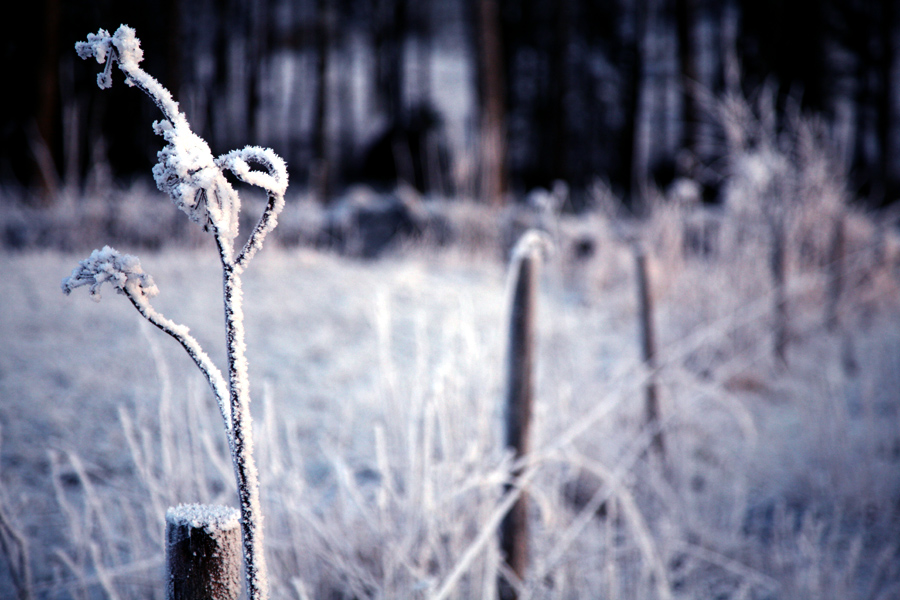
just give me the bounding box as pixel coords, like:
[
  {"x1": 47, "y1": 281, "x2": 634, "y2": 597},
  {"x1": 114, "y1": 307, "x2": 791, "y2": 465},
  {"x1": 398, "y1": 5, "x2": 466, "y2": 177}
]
[
  {"x1": 61, "y1": 246, "x2": 158, "y2": 301},
  {"x1": 75, "y1": 25, "x2": 243, "y2": 240},
  {"x1": 68, "y1": 24, "x2": 286, "y2": 599}
]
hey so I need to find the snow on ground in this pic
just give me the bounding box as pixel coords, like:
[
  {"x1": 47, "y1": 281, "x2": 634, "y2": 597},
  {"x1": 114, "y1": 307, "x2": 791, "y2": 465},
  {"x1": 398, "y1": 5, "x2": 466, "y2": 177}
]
[{"x1": 1, "y1": 235, "x2": 898, "y2": 598}]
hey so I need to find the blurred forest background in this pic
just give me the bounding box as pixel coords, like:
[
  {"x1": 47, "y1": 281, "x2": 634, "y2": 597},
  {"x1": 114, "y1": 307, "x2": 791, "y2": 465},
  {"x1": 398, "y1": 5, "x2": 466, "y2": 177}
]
[{"x1": 2, "y1": 0, "x2": 900, "y2": 211}]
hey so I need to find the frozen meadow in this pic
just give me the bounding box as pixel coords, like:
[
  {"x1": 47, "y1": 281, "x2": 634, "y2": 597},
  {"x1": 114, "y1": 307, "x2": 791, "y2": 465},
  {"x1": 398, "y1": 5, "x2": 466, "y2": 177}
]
[
  {"x1": 2, "y1": 22, "x2": 899, "y2": 600},
  {"x1": 2, "y1": 191, "x2": 900, "y2": 599}
]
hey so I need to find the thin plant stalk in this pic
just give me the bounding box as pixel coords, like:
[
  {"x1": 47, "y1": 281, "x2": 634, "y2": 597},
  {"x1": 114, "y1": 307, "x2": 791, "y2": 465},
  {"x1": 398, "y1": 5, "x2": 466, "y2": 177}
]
[{"x1": 63, "y1": 25, "x2": 289, "y2": 600}]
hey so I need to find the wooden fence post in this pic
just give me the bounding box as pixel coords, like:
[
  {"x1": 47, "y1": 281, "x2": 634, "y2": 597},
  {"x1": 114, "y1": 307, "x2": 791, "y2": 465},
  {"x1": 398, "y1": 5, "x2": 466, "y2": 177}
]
[
  {"x1": 499, "y1": 233, "x2": 543, "y2": 600},
  {"x1": 635, "y1": 249, "x2": 665, "y2": 459},
  {"x1": 166, "y1": 504, "x2": 242, "y2": 600}
]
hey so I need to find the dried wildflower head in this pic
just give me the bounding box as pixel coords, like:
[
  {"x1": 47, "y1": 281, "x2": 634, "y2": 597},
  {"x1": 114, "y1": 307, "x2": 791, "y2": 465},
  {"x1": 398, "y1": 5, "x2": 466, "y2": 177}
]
[
  {"x1": 76, "y1": 25, "x2": 241, "y2": 240},
  {"x1": 61, "y1": 246, "x2": 159, "y2": 301}
]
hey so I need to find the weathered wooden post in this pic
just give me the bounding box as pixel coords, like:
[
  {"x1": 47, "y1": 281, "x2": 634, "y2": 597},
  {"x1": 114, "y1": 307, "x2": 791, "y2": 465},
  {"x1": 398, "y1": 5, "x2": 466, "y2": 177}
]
[
  {"x1": 166, "y1": 504, "x2": 242, "y2": 600},
  {"x1": 499, "y1": 231, "x2": 545, "y2": 600},
  {"x1": 635, "y1": 248, "x2": 665, "y2": 459}
]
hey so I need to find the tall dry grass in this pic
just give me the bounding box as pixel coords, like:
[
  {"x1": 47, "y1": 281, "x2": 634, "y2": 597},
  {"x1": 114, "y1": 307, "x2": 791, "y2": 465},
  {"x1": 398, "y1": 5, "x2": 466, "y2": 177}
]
[{"x1": 2, "y1": 86, "x2": 900, "y2": 599}]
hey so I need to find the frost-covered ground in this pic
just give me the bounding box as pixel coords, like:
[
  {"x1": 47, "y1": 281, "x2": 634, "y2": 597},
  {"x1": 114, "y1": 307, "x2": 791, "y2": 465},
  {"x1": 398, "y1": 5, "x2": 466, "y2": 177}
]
[{"x1": 1, "y1": 202, "x2": 899, "y2": 599}]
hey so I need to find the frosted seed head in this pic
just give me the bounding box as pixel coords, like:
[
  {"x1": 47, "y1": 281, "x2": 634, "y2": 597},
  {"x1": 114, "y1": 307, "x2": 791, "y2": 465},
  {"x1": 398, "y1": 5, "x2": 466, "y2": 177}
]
[
  {"x1": 75, "y1": 29, "x2": 112, "y2": 63},
  {"x1": 110, "y1": 25, "x2": 144, "y2": 68},
  {"x1": 61, "y1": 246, "x2": 158, "y2": 301},
  {"x1": 151, "y1": 119, "x2": 240, "y2": 239},
  {"x1": 76, "y1": 26, "x2": 147, "y2": 90},
  {"x1": 96, "y1": 70, "x2": 112, "y2": 89}
]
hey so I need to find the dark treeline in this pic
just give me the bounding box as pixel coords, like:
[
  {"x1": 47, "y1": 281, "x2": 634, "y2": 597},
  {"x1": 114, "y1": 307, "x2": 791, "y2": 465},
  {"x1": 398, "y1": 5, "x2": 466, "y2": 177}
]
[{"x1": 3, "y1": 0, "x2": 899, "y2": 209}]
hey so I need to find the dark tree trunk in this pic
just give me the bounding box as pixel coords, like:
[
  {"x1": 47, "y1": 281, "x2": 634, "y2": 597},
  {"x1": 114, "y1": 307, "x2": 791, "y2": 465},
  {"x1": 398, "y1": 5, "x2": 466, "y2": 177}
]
[
  {"x1": 771, "y1": 215, "x2": 788, "y2": 365},
  {"x1": 880, "y1": 0, "x2": 900, "y2": 203},
  {"x1": 477, "y1": 0, "x2": 508, "y2": 204},
  {"x1": 676, "y1": 0, "x2": 700, "y2": 176},
  {"x1": 374, "y1": 0, "x2": 407, "y2": 125},
  {"x1": 550, "y1": 0, "x2": 572, "y2": 183},
  {"x1": 246, "y1": 0, "x2": 270, "y2": 143},
  {"x1": 209, "y1": 0, "x2": 230, "y2": 150},
  {"x1": 626, "y1": 0, "x2": 651, "y2": 207},
  {"x1": 313, "y1": 0, "x2": 332, "y2": 203},
  {"x1": 35, "y1": 0, "x2": 61, "y2": 201},
  {"x1": 164, "y1": 0, "x2": 183, "y2": 101},
  {"x1": 410, "y1": 0, "x2": 433, "y2": 107}
]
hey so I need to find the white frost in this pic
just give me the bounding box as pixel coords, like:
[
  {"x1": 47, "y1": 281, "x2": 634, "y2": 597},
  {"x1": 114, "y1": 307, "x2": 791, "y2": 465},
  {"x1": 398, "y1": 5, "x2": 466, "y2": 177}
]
[
  {"x1": 61, "y1": 247, "x2": 234, "y2": 442},
  {"x1": 218, "y1": 146, "x2": 289, "y2": 198},
  {"x1": 61, "y1": 246, "x2": 158, "y2": 301},
  {"x1": 75, "y1": 25, "x2": 243, "y2": 240},
  {"x1": 153, "y1": 118, "x2": 241, "y2": 238},
  {"x1": 71, "y1": 24, "x2": 285, "y2": 600},
  {"x1": 166, "y1": 503, "x2": 241, "y2": 534},
  {"x1": 510, "y1": 229, "x2": 554, "y2": 264}
]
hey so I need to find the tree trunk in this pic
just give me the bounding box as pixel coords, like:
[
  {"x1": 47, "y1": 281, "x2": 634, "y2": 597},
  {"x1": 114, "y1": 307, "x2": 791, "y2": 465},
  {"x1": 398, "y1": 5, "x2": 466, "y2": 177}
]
[
  {"x1": 676, "y1": 0, "x2": 700, "y2": 176},
  {"x1": 550, "y1": 0, "x2": 572, "y2": 183},
  {"x1": 34, "y1": 0, "x2": 61, "y2": 201},
  {"x1": 826, "y1": 214, "x2": 845, "y2": 332},
  {"x1": 881, "y1": 0, "x2": 900, "y2": 202},
  {"x1": 629, "y1": 0, "x2": 653, "y2": 209},
  {"x1": 374, "y1": 0, "x2": 407, "y2": 125},
  {"x1": 210, "y1": 0, "x2": 230, "y2": 149},
  {"x1": 477, "y1": 0, "x2": 508, "y2": 205},
  {"x1": 164, "y1": 0, "x2": 183, "y2": 101},
  {"x1": 246, "y1": 0, "x2": 270, "y2": 143},
  {"x1": 313, "y1": 0, "x2": 332, "y2": 203},
  {"x1": 771, "y1": 217, "x2": 788, "y2": 365}
]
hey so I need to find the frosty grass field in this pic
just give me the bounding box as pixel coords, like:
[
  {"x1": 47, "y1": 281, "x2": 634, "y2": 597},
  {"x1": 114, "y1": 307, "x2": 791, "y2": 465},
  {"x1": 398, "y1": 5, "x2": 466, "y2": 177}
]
[
  {"x1": 1, "y1": 24, "x2": 899, "y2": 596},
  {"x1": 2, "y1": 189, "x2": 900, "y2": 598}
]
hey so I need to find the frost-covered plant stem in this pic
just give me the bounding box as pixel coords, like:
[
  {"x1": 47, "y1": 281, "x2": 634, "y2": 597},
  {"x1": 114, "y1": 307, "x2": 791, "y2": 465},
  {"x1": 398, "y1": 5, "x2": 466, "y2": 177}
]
[
  {"x1": 64, "y1": 25, "x2": 288, "y2": 600},
  {"x1": 219, "y1": 250, "x2": 266, "y2": 598}
]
